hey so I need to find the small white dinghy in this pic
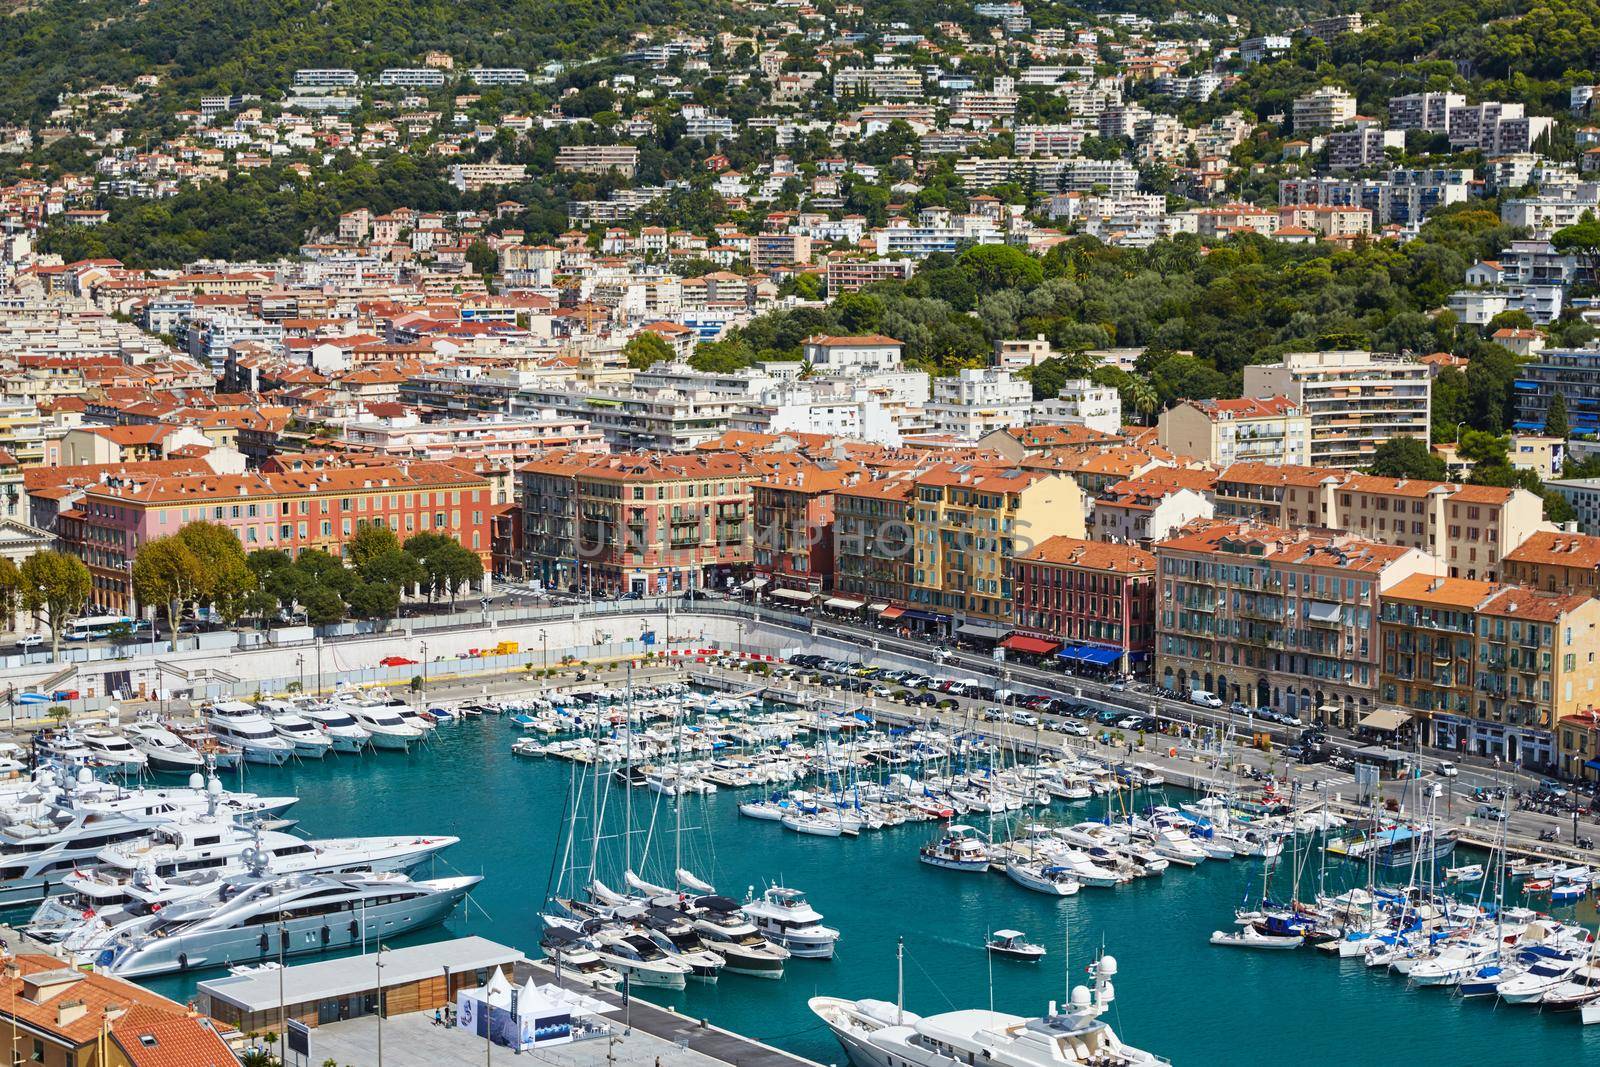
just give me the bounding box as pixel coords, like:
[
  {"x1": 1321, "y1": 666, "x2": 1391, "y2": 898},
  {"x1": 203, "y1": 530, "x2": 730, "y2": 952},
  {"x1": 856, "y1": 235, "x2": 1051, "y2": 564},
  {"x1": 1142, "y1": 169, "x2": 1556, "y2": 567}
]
[
  {"x1": 1445, "y1": 863, "x2": 1484, "y2": 884},
  {"x1": 1210, "y1": 926, "x2": 1303, "y2": 949},
  {"x1": 987, "y1": 929, "x2": 1047, "y2": 960}
]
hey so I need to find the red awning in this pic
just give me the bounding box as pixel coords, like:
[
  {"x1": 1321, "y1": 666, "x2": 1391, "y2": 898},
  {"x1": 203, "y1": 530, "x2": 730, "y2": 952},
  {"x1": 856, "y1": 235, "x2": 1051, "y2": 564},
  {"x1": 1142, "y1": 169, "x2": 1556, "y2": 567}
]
[
  {"x1": 880, "y1": 606, "x2": 905, "y2": 620},
  {"x1": 1001, "y1": 634, "x2": 1061, "y2": 656}
]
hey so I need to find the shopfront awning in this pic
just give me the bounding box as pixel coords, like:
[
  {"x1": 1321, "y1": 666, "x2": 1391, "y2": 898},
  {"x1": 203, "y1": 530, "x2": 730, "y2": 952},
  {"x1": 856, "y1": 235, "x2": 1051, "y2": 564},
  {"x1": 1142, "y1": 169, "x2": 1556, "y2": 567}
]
[
  {"x1": 770, "y1": 587, "x2": 816, "y2": 603},
  {"x1": 880, "y1": 606, "x2": 905, "y2": 620},
  {"x1": 900, "y1": 609, "x2": 947, "y2": 624},
  {"x1": 1585, "y1": 759, "x2": 1600, "y2": 772},
  {"x1": 956, "y1": 621, "x2": 1007, "y2": 641},
  {"x1": 1057, "y1": 644, "x2": 1121, "y2": 667},
  {"x1": 824, "y1": 597, "x2": 865, "y2": 611},
  {"x1": 1001, "y1": 634, "x2": 1061, "y2": 656},
  {"x1": 868, "y1": 603, "x2": 890, "y2": 613},
  {"x1": 1358, "y1": 707, "x2": 1412, "y2": 733},
  {"x1": 743, "y1": 577, "x2": 769, "y2": 591}
]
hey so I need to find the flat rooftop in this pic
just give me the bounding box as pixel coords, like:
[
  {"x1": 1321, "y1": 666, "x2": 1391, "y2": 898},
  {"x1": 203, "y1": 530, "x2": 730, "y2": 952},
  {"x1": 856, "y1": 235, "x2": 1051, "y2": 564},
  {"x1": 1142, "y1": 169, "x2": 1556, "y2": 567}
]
[{"x1": 198, "y1": 936, "x2": 524, "y2": 1012}]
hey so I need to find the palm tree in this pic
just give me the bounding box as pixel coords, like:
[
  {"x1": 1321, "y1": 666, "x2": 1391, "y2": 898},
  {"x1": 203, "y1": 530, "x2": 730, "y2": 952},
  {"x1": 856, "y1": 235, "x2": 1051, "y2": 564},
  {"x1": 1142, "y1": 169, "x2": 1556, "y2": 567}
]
[{"x1": 1126, "y1": 374, "x2": 1160, "y2": 425}]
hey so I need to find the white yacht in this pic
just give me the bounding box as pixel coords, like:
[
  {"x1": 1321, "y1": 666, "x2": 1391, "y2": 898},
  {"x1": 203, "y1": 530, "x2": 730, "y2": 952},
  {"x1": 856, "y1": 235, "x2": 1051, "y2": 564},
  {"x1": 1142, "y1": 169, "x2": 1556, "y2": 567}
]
[
  {"x1": 688, "y1": 895, "x2": 789, "y2": 977},
  {"x1": 100, "y1": 868, "x2": 480, "y2": 977},
  {"x1": 80, "y1": 726, "x2": 147, "y2": 774},
  {"x1": 742, "y1": 886, "x2": 841, "y2": 959},
  {"x1": 811, "y1": 951, "x2": 1164, "y2": 1067},
  {"x1": 27, "y1": 820, "x2": 458, "y2": 956},
  {"x1": 1004, "y1": 860, "x2": 1081, "y2": 896},
  {"x1": 123, "y1": 721, "x2": 203, "y2": 773},
  {"x1": 538, "y1": 929, "x2": 622, "y2": 990},
  {"x1": 386, "y1": 702, "x2": 436, "y2": 735},
  {"x1": 302, "y1": 707, "x2": 371, "y2": 753},
  {"x1": 343, "y1": 704, "x2": 423, "y2": 751},
  {"x1": 269, "y1": 713, "x2": 333, "y2": 758},
  {"x1": 586, "y1": 926, "x2": 693, "y2": 989},
  {"x1": 204, "y1": 703, "x2": 293, "y2": 765}
]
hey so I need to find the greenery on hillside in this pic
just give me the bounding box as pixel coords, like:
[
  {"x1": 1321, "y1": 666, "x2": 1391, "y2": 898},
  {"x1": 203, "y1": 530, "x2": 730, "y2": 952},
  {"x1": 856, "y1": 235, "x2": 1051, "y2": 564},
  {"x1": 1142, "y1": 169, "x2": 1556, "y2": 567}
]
[
  {"x1": 0, "y1": 0, "x2": 737, "y2": 124},
  {"x1": 697, "y1": 207, "x2": 1525, "y2": 428}
]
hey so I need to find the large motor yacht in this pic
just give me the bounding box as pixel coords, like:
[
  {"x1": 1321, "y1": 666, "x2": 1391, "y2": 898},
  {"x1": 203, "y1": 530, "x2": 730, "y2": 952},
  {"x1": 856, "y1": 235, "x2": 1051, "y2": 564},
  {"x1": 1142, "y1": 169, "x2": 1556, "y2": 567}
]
[
  {"x1": 204, "y1": 702, "x2": 294, "y2": 765},
  {"x1": 741, "y1": 885, "x2": 841, "y2": 959},
  {"x1": 811, "y1": 951, "x2": 1165, "y2": 1067},
  {"x1": 100, "y1": 868, "x2": 480, "y2": 977}
]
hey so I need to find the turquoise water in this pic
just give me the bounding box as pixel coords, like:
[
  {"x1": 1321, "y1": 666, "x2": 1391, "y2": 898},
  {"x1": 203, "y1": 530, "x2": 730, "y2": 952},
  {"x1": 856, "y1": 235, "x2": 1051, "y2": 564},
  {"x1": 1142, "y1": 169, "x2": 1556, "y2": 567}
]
[{"x1": 115, "y1": 717, "x2": 1600, "y2": 1065}]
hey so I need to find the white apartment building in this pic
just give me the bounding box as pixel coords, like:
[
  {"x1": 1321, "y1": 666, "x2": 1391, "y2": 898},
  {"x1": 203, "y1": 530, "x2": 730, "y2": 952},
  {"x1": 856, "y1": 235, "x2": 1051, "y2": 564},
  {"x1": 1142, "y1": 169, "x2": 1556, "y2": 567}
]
[
  {"x1": 1158, "y1": 396, "x2": 1312, "y2": 466},
  {"x1": 1242, "y1": 350, "x2": 1431, "y2": 469},
  {"x1": 468, "y1": 68, "x2": 529, "y2": 85},
  {"x1": 924, "y1": 368, "x2": 1033, "y2": 440},
  {"x1": 379, "y1": 68, "x2": 447, "y2": 88},
  {"x1": 1293, "y1": 86, "x2": 1357, "y2": 132},
  {"x1": 1388, "y1": 91, "x2": 1465, "y2": 132},
  {"x1": 293, "y1": 69, "x2": 359, "y2": 87},
  {"x1": 833, "y1": 67, "x2": 924, "y2": 100},
  {"x1": 801, "y1": 334, "x2": 905, "y2": 373},
  {"x1": 1031, "y1": 379, "x2": 1123, "y2": 434}
]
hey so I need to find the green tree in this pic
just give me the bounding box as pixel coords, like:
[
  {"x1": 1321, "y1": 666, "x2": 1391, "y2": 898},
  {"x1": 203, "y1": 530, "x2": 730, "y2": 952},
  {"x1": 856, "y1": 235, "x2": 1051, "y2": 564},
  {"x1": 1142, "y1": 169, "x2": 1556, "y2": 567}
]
[
  {"x1": 1552, "y1": 211, "x2": 1600, "y2": 258},
  {"x1": 346, "y1": 579, "x2": 401, "y2": 620},
  {"x1": 20, "y1": 550, "x2": 90, "y2": 660},
  {"x1": 301, "y1": 586, "x2": 345, "y2": 626},
  {"x1": 623, "y1": 331, "x2": 674, "y2": 370},
  {"x1": 177, "y1": 520, "x2": 255, "y2": 623},
  {"x1": 957, "y1": 244, "x2": 1044, "y2": 296},
  {"x1": 1546, "y1": 392, "x2": 1570, "y2": 439},
  {"x1": 132, "y1": 536, "x2": 204, "y2": 653},
  {"x1": 465, "y1": 239, "x2": 498, "y2": 277},
  {"x1": 347, "y1": 526, "x2": 402, "y2": 572},
  {"x1": 1367, "y1": 437, "x2": 1447, "y2": 480},
  {"x1": 362, "y1": 548, "x2": 427, "y2": 593},
  {"x1": 0, "y1": 556, "x2": 20, "y2": 633},
  {"x1": 404, "y1": 534, "x2": 483, "y2": 608}
]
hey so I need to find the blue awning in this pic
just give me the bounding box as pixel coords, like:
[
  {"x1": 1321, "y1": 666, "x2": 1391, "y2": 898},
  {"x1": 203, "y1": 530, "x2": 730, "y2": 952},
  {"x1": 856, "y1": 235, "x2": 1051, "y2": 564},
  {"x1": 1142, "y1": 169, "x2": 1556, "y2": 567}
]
[
  {"x1": 1585, "y1": 759, "x2": 1600, "y2": 772},
  {"x1": 900, "y1": 609, "x2": 948, "y2": 624},
  {"x1": 1057, "y1": 645, "x2": 1121, "y2": 666},
  {"x1": 1512, "y1": 421, "x2": 1544, "y2": 431},
  {"x1": 1513, "y1": 380, "x2": 1538, "y2": 390}
]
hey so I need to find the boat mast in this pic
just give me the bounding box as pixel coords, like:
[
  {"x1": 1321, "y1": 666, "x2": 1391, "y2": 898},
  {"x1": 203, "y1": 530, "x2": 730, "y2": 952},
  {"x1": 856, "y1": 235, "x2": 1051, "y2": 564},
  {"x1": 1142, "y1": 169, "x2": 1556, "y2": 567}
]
[
  {"x1": 896, "y1": 936, "x2": 904, "y2": 1025},
  {"x1": 674, "y1": 703, "x2": 684, "y2": 885},
  {"x1": 625, "y1": 662, "x2": 633, "y2": 877}
]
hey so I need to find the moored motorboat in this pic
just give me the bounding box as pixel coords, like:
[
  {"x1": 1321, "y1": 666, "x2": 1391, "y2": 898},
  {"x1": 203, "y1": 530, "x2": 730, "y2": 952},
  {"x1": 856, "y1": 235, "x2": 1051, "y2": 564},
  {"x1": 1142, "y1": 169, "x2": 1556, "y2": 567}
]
[{"x1": 986, "y1": 929, "x2": 1046, "y2": 960}]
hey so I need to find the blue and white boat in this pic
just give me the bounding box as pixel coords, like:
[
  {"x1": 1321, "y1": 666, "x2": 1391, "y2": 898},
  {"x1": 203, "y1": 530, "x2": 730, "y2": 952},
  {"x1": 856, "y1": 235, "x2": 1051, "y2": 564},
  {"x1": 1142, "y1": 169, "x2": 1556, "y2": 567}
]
[{"x1": 918, "y1": 826, "x2": 990, "y2": 872}]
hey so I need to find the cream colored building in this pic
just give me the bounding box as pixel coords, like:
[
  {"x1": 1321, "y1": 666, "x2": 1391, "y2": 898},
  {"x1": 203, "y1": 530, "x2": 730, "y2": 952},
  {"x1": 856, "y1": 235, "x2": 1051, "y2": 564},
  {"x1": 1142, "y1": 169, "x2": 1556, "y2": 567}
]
[
  {"x1": 907, "y1": 464, "x2": 1088, "y2": 629},
  {"x1": 1212, "y1": 463, "x2": 1549, "y2": 582},
  {"x1": 1158, "y1": 396, "x2": 1311, "y2": 466},
  {"x1": 1242, "y1": 350, "x2": 1431, "y2": 469}
]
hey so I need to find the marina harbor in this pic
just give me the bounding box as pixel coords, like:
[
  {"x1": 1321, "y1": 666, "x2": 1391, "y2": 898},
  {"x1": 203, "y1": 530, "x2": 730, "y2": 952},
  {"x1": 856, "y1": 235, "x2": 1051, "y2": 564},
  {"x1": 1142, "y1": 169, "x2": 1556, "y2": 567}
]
[{"x1": 0, "y1": 634, "x2": 1598, "y2": 1064}]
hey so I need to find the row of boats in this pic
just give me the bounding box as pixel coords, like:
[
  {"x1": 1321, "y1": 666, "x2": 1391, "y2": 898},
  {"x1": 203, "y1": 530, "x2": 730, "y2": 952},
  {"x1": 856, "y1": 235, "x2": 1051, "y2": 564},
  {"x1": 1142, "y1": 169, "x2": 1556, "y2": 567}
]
[
  {"x1": 539, "y1": 875, "x2": 841, "y2": 990},
  {"x1": 41, "y1": 692, "x2": 465, "y2": 774}
]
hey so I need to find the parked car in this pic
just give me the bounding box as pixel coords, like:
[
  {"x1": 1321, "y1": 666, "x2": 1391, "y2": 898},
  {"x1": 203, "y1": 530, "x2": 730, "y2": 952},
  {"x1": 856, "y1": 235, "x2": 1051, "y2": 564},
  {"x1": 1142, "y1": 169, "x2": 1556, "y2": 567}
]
[
  {"x1": 16, "y1": 634, "x2": 43, "y2": 650},
  {"x1": 1189, "y1": 690, "x2": 1223, "y2": 709}
]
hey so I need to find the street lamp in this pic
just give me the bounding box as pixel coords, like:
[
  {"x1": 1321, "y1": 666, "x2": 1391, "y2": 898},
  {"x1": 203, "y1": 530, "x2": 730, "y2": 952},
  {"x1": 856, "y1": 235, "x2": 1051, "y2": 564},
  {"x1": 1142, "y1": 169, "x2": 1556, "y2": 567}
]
[
  {"x1": 539, "y1": 629, "x2": 548, "y2": 673},
  {"x1": 420, "y1": 641, "x2": 429, "y2": 697},
  {"x1": 294, "y1": 654, "x2": 304, "y2": 694}
]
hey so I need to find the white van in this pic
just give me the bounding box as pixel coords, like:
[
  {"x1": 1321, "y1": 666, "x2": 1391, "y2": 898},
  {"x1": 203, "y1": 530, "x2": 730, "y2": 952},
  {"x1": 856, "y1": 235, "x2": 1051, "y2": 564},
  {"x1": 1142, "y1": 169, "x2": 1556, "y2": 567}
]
[{"x1": 1188, "y1": 689, "x2": 1223, "y2": 708}]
